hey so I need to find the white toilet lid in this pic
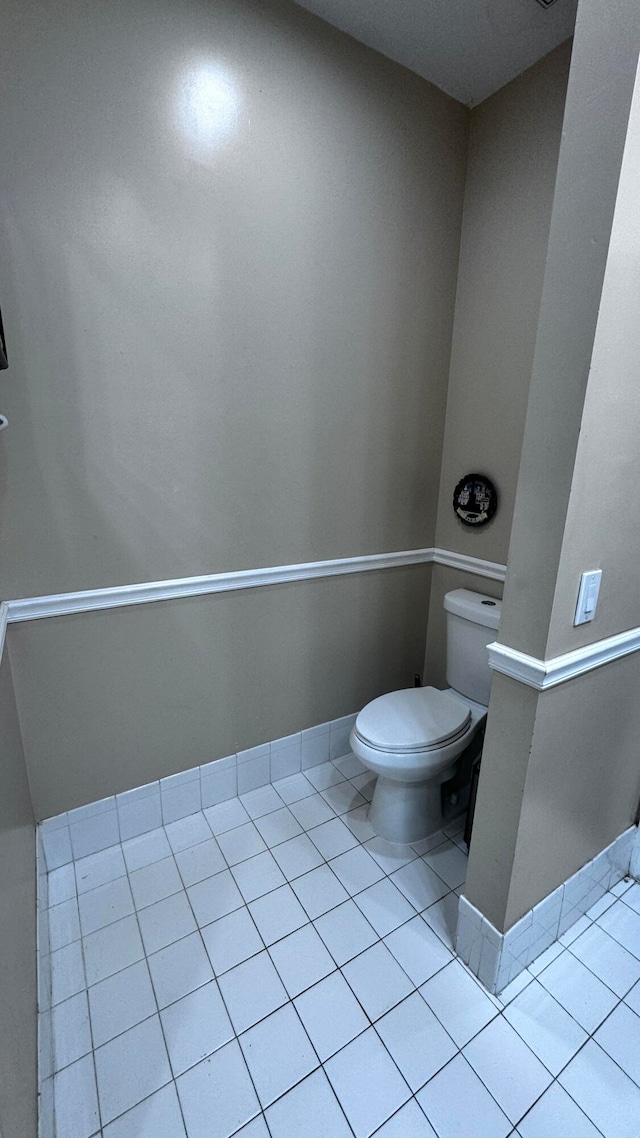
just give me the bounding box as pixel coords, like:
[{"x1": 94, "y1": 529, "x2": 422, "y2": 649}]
[{"x1": 355, "y1": 687, "x2": 471, "y2": 753}]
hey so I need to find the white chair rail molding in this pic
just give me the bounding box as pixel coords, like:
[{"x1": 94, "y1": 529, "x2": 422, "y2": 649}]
[
  {"x1": 0, "y1": 545, "x2": 506, "y2": 655},
  {"x1": 3, "y1": 548, "x2": 638, "y2": 693}
]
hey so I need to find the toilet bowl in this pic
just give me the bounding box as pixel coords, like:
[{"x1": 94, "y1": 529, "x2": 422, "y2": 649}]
[
  {"x1": 350, "y1": 588, "x2": 501, "y2": 845},
  {"x1": 350, "y1": 686, "x2": 486, "y2": 843}
]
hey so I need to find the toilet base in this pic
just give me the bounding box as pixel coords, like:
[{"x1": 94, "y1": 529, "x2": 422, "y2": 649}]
[{"x1": 368, "y1": 769, "x2": 455, "y2": 844}]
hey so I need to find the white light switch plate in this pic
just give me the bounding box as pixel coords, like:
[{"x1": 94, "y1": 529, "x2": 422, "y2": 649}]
[{"x1": 574, "y1": 569, "x2": 602, "y2": 625}]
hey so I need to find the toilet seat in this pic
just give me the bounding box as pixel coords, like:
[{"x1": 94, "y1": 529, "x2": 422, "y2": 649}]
[{"x1": 354, "y1": 686, "x2": 471, "y2": 754}]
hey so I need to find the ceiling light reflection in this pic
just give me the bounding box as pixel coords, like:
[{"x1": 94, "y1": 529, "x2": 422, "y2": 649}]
[{"x1": 176, "y1": 61, "x2": 241, "y2": 163}]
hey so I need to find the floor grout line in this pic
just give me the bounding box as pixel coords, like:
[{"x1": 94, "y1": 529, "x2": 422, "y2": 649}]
[{"x1": 100, "y1": 841, "x2": 186, "y2": 1135}]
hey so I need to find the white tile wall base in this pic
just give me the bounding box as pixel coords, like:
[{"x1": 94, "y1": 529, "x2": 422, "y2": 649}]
[
  {"x1": 39, "y1": 714, "x2": 358, "y2": 872},
  {"x1": 630, "y1": 825, "x2": 640, "y2": 882},
  {"x1": 458, "y1": 826, "x2": 638, "y2": 994}
]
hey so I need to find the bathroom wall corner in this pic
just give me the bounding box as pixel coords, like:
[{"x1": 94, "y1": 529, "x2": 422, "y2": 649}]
[
  {"x1": 457, "y1": 823, "x2": 638, "y2": 995},
  {"x1": 630, "y1": 825, "x2": 640, "y2": 882}
]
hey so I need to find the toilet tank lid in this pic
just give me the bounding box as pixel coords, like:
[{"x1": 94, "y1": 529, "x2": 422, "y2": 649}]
[{"x1": 444, "y1": 588, "x2": 501, "y2": 630}]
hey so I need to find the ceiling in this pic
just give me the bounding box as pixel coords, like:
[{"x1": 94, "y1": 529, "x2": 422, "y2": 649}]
[{"x1": 293, "y1": 0, "x2": 578, "y2": 106}]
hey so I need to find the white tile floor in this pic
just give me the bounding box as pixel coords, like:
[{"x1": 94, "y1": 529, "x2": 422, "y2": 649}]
[{"x1": 41, "y1": 755, "x2": 640, "y2": 1138}]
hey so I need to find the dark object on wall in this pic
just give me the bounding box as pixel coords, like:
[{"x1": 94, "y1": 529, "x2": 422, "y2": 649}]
[
  {"x1": 0, "y1": 308, "x2": 8, "y2": 370},
  {"x1": 453, "y1": 473, "x2": 498, "y2": 528}
]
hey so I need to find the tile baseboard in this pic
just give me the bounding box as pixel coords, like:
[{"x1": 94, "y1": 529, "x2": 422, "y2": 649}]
[
  {"x1": 39, "y1": 713, "x2": 358, "y2": 871},
  {"x1": 457, "y1": 825, "x2": 638, "y2": 994},
  {"x1": 40, "y1": 711, "x2": 640, "y2": 1003},
  {"x1": 630, "y1": 824, "x2": 640, "y2": 881}
]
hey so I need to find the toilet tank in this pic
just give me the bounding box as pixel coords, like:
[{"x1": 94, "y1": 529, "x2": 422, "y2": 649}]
[{"x1": 444, "y1": 589, "x2": 501, "y2": 707}]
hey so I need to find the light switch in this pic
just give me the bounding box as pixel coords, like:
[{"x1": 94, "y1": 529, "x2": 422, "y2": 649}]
[{"x1": 574, "y1": 569, "x2": 602, "y2": 626}]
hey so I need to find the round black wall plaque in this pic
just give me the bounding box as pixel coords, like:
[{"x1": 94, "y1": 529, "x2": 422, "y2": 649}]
[{"x1": 453, "y1": 473, "x2": 498, "y2": 528}]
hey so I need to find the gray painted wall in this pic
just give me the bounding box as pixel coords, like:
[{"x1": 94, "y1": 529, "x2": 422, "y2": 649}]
[{"x1": 0, "y1": 653, "x2": 37, "y2": 1138}]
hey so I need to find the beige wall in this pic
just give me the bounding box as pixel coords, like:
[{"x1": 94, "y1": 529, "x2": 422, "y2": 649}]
[
  {"x1": 433, "y1": 43, "x2": 570, "y2": 568},
  {"x1": 423, "y1": 45, "x2": 570, "y2": 673},
  {"x1": 505, "y1": 656, "x2": 640, "y2": 926},
  {"x1": 467, "y1": 657, "x2": 640, "y2": 929},
  {"x1": 547, "y1": 54, "x2": 640, "y2": 656},
  {"x1": 498, "y1": 0, "x2": 640, "y2": 660},
  {"x1": 466, "y1": 0, "x2": 640, "y2": 931},
  {"x1": 0, "y1": 0, "x2": 468, "y2": 815},
  {"x1": 0, "y1": 0, "x2": 467, "y2": 601},
  {"x1": 8, "y1": 565, "x2": 430, "y2": 818},
  {"x1": 0, "y1": 652, "x2": 37, "y2": 1138}
]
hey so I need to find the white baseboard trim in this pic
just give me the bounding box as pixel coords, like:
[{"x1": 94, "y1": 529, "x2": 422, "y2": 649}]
[
  {"x1": 488, "y1": 625, "x2": 640, "y2": 691},
  {"x1": 0, "y1": 547, "x2": 506, "y2": 658},
  {"x1": 457, "y1": 826, "x2": 637, "y2": 994}
]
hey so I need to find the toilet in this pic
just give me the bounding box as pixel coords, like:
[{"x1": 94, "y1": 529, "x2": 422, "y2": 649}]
[{"x1": 350, "y1": 588, "x2": 501, "y2": 844}]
